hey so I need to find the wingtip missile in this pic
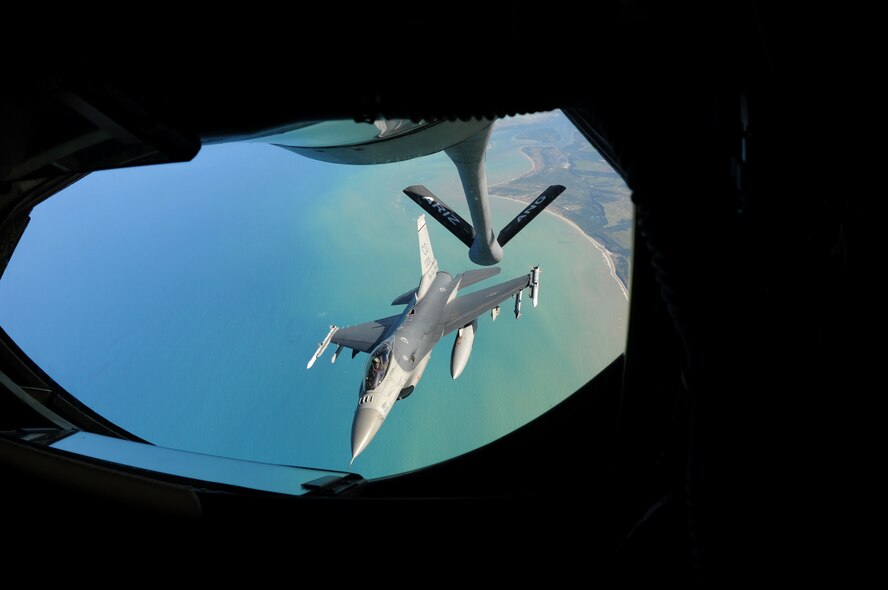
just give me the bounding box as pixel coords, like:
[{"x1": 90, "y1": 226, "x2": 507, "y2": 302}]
[
  {"x1": 307, "y1": 325, "x2": 338, "y2": 369},
  {"x1": 530, "y1": 266, "x2": 540, "y2": 308}
]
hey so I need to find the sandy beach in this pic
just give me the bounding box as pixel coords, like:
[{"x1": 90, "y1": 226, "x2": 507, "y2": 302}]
[
  {"x1": 491, "y1": 194, "x2": 629, "y2": 300},
  {"x1": 490, "y1": 146, "x2": 629, "y2": 300}
]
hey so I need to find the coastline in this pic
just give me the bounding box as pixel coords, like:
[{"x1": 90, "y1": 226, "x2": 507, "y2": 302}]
[
  {"x1": 491, "y1": 145, "x2": 629, "y2": 300},
  {"x1": 490, "y1": 194, "x2": 629, "y2": 300},
  {"x1": 516, "y1": 145, "x2": 536, "y2": 175},
  {"x1": 494, "y1": 144, "x2": 540, "y2": 185}
]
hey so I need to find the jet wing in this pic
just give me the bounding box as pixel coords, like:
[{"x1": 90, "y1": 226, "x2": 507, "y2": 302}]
[
  {"x1": 442, "y1": 274, "x2": 530, "y2": 336},
  {"x1": 332, "y1": 314, "x2": 401, "y2": 353}
]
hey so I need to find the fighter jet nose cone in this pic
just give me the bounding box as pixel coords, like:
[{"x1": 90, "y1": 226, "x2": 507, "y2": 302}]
[{"x1": 351, "y1": 407, "x2": 384, "y2": 462}]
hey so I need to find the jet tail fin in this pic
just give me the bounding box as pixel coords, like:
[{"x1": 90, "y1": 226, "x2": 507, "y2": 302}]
[
  {"x1": 496, "y1": 185, "x2": 566, "y2": 247},
  {"x1": 417, "y1": 215, "x2": 438, "y2": 299},
  {"x1": 404, "y1": 185, "x2": 475, "y2": 248}
]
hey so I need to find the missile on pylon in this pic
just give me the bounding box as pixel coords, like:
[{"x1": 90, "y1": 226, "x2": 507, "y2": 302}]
[{"x1": 331, "y1": 344, "x2": 344, "y2": 364}]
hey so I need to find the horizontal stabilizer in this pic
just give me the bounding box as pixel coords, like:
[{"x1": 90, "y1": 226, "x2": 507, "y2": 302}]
[
  {"x1": 404, "y1": 185, "x2": 475, "y2": 248},
  {"x1": 458, "y1": 267, "x2": 501, "y2": 290},
  {"x1": 497, "y1": 185, "x2": 566, "y2": 247},
  {"x1": 391, "y1": 287, "x2": 417, "y2": 306}
]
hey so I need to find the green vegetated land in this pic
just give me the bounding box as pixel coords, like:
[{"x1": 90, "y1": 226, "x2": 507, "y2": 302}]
[{"x1": 491, "y1": 123, "x2": 633, "y2": 287}]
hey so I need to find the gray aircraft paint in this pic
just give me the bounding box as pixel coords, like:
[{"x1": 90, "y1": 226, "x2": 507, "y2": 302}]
[
  {"x1": 269, "y1": 118, "x2": 562, "y2": 266},
  {"x1": 308, "y1": 215, "x2": 539, "y2": 462}
]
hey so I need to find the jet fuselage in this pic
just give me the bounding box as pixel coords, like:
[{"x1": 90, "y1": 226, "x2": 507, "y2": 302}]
[{"x1": 350, "y1": 271, "x2": 459, "y2": 460}]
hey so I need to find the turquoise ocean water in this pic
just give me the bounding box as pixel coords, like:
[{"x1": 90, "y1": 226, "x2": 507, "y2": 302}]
[{"x1": 0, "y1": 115, "x2": 628, "y2": 478}]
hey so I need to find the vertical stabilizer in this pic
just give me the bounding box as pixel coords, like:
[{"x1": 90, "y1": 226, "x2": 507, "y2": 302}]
[{"x1": 416, "y1": 215, "x2": 438, "y2": 299}]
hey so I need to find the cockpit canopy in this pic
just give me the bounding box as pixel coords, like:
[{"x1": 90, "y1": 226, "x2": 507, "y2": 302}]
[{"x1": 363, "y1": 343, "x2": 392, "y2": 393}]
